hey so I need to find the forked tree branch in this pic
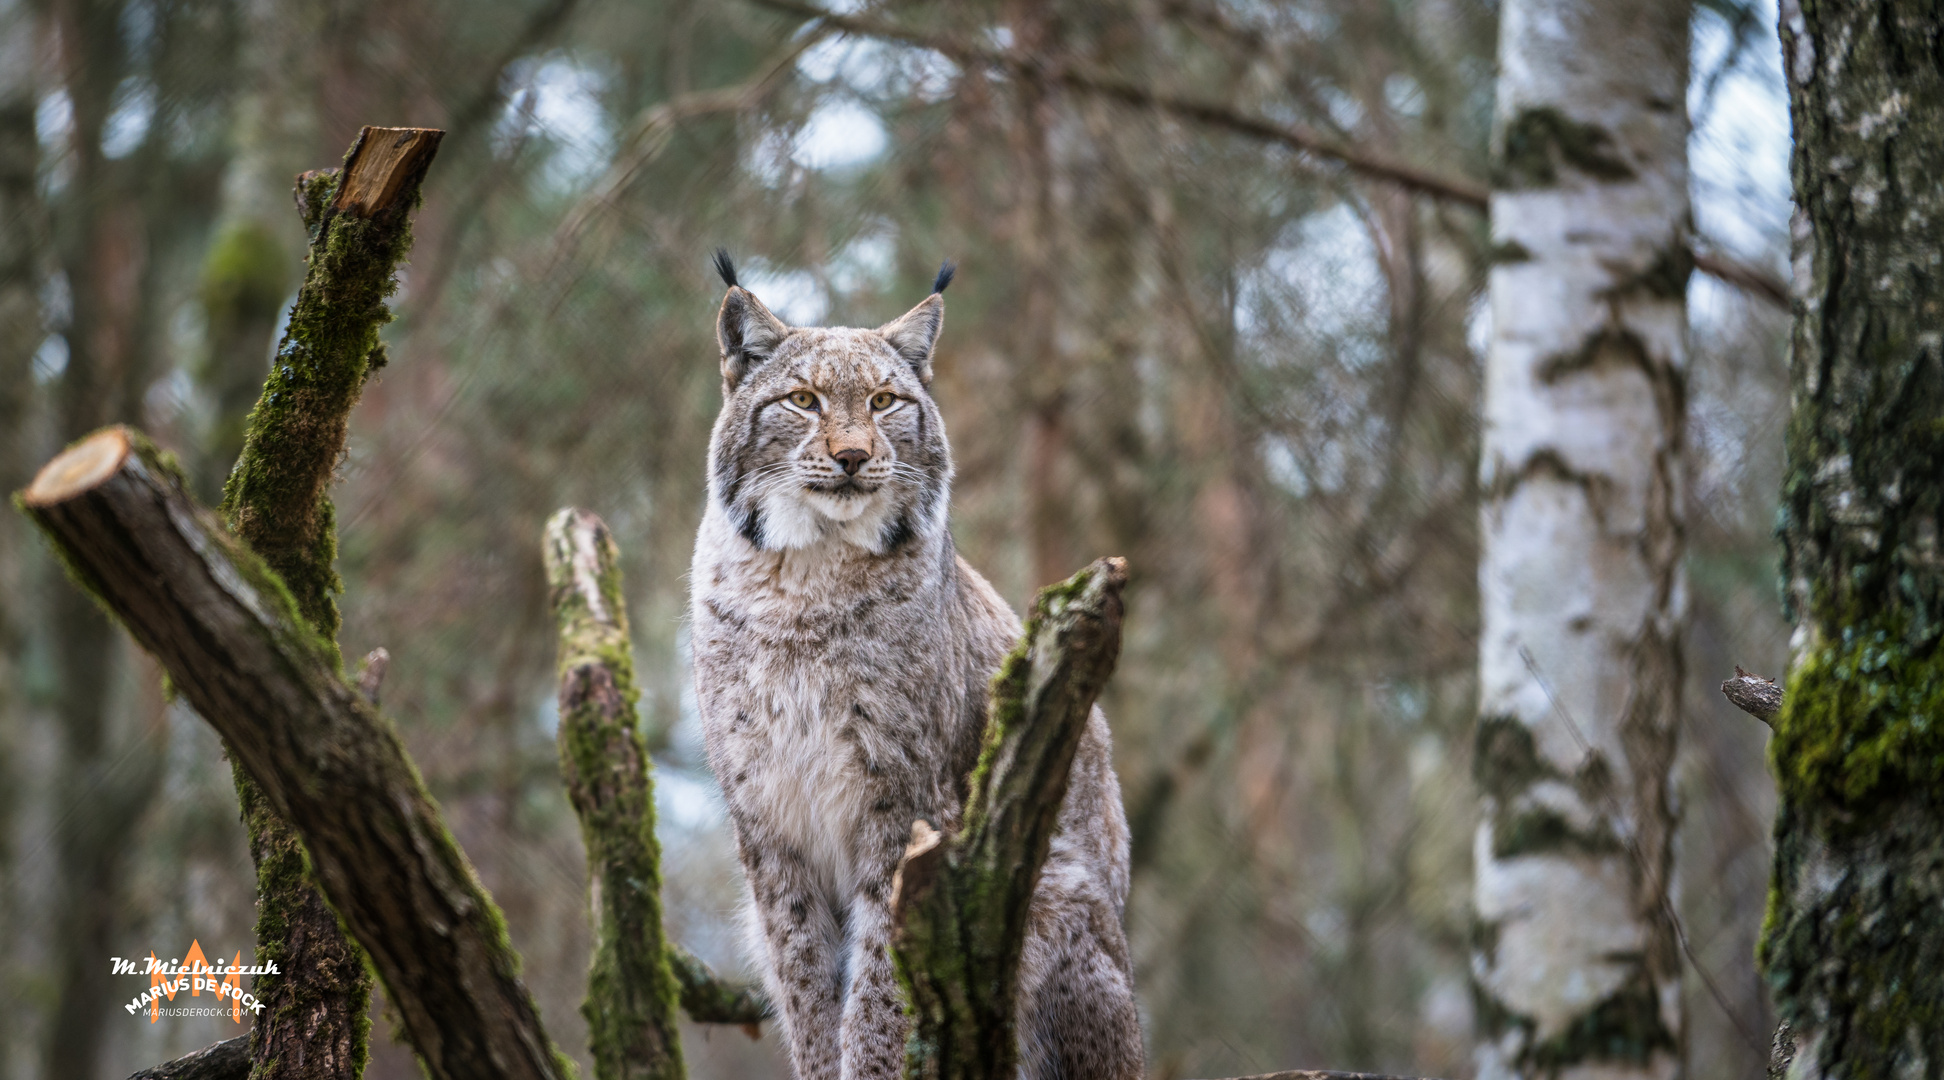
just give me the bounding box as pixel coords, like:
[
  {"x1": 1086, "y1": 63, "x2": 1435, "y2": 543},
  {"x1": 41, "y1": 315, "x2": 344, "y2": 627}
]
[
  {"x1": 749, "y1": 0, "x2": 1791, "y2": 310},
  {"x1": 891, "y1": 557, "x2": 1128, "y2": 1080},
  {"x1": 21, "y1": 428, "x2": 567, "y2": 1080}
]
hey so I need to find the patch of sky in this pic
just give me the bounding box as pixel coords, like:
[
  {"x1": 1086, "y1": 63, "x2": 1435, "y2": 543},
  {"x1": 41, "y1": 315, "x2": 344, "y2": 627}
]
[
  {"x1": 1689, "y1": 0, "x2": 1790, "y2": 270},
  {"x1": 102, "y1": 77, "x2": 156, "y2": 159},
  {"x1": 793, "y1": 96, "x2": 888, "y2": 171},
  {"x1": 829, "y1": 226, "x2": 898, "y2": 295},
  {"x1": 32, "y1": 335, "x2": 67, "y2": 383},
  {"x1": 1384, "y1": 73, "x2": 1425, "y2": 119},
  {"x1": 798, "y1": 34, "x2": 957, "y2": 102},
  {"x1": 1236, "y1": 203, "x2": 1386, "y2": 363},
  {"x1": 36, "y1": 89, "x2": 72, "y2": 148},
  {"x1": 494, "y1": 53, "x2": 617, "y2": 192},
  {"x1": 1315, "y1": 83, "x2": 1364, "y2": 130},
  {"x1": 739, "y1": 258, "x2": 829, "y2": 326},
  {"x1": 655, "y1": 766, "x2": 727, "y2": 832}
]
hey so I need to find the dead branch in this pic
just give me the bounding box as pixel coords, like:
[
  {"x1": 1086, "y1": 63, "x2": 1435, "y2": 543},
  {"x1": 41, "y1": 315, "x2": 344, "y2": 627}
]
[
  {"x1": 1721, "y1": 666, "x2": 1783, "y2": 726},
  {"x1": 891, "y1": 557, "x2": 1128, "y2": 1080},
  {"x1": 20, "y1": 427, "x2": 566, "y2": 1080}
]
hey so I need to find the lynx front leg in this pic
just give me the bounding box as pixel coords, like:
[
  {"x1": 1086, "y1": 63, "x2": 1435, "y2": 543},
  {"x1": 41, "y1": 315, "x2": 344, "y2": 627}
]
[
  {"x1": 747, "y1": 847, "x2": 847, "y2": 1080},
  {"x1": 839, "y1": 880, "x2": 908, "y2": 1080}
]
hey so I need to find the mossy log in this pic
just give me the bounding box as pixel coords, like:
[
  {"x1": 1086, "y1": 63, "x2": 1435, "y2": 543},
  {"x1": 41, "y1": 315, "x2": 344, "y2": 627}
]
[
  {"x1": 889, "y1": 557, "x2": 1127, "y2": 1080},
  {"x1": 544, "y1": 507, "x2": 688, "y2": 1080},
  {"x1": 20, "y1": 427, "x2": 569, "y2": 1080}
]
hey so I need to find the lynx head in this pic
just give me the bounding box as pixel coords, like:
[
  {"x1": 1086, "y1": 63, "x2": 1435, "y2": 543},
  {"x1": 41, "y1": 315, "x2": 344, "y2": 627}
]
[{"x1": 706, "y1": 252, "x2": 956, "y2": 555}]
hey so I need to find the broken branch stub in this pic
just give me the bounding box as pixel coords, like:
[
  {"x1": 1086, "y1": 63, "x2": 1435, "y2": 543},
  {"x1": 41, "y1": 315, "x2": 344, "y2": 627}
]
[
  {"x1": 21, "y1": 427, "x2": 567, "y2": 1080},
  {"x1": 891, "y1": 556, "x2": 1128, "y2": 1080},
  {"x1": 1721, "y1": 666, "x2": 1783, "y2": 726}
]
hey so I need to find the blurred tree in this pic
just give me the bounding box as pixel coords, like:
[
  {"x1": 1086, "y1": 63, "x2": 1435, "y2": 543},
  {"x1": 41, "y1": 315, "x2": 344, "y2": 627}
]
[
  {"x1": 1471, "y1": 0, "x2": 1690, "y2": 1076},
  {"x1": 0, "y1": 2, "x2": 45, "y2": 1073},
  {"x1": 1760, "y1": 0, "x2": 1944, "y2": 1073}
]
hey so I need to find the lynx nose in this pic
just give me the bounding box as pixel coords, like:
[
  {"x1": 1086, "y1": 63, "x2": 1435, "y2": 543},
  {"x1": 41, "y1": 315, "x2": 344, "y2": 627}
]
[{"x1": 831, "y1": 448, "x2": 870, "y2": 476}]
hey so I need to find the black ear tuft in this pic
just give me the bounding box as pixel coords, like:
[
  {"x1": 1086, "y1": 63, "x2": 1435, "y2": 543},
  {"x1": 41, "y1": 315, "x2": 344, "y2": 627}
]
[
  {"x1": 932, "y1": 260, "x2": 956, "y2": 295},
  {"x1": 713, "y1": 248, "x2": 739, "y2": 288}
]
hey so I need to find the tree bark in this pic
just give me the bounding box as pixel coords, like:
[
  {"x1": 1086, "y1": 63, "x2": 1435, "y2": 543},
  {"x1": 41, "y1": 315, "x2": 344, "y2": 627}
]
[
  {"x1": 1471, "y1": 2, "x2": 1689, "y2": 1077},
  {"x1": 1759, "y1": 1, "x2": 1944, "y2": 1072},
  {"x1": 544, "y1": 507, "x2": 687, "y2": 1080},
  {"x1": 19, "y1": 427, "x2": 569, "y2": 1080},
  {"x1": 891, "y1": 557, "x2": 1126, "y2": 1080}
]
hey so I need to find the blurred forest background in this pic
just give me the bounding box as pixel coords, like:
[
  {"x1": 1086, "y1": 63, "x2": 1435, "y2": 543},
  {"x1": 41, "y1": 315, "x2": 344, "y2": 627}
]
[{"x1": 0, "y1": 0, "x2": 1793, "y2": 1076}]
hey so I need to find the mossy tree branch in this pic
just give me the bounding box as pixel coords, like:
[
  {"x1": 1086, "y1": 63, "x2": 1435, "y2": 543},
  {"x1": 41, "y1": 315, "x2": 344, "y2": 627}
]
[
  {"x1": 20, "y1": 427, "x2": 569, "y2": 1080},
  {"x1": 201, "y1": 124, "x2": 441, "y2": 1080},
  {"x1": 890, "y1": 557, "x2": 1127, "y2": 1080},
  {"x1": 544, "y1": 507, "x2": 687, "y2": 1080}
]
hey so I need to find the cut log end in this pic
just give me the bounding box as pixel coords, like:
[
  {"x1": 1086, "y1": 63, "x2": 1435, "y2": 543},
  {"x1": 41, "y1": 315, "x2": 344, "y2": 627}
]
[
  {"x1": 21, "y1": 426, "x2": 132, "y2": 506},
  {"x1": 332, "y1": 126, "x2": 445, "y2": 218}
]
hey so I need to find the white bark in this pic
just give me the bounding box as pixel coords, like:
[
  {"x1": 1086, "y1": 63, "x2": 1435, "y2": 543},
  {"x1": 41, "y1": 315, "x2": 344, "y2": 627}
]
[{"x1": 1474, "y1": 2, "x2": 1689, "y2": 1077}]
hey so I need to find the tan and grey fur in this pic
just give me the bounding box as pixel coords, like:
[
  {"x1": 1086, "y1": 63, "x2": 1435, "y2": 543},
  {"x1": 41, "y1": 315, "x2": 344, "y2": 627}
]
[{"x1": 689, "y1": 256, "x2": 1143, "y2": 1080}]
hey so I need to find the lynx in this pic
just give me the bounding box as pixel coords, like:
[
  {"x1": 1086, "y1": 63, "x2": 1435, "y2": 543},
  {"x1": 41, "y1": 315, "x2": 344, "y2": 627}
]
[{"x1": 689, "y1": 253, "x2": 1143, "y2": 1080}]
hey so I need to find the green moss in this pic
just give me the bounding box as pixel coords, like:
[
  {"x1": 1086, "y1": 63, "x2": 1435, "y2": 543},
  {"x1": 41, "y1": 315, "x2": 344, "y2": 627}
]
[
  {"x1": 1770, "y1": 611, "x2": 1944, "y2": 813},
  {"x1": 1496, "y1": 107, "x2": 1636, "y2": 189},
  {"x1": 221, "y1": 191, "x2": 420, "y2": 643}
]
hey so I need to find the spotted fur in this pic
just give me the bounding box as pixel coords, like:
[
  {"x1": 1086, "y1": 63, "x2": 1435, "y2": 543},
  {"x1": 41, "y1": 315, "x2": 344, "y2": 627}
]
[{"x1": 690, "y1": 270, "x2": 1143, "y2": 1080}]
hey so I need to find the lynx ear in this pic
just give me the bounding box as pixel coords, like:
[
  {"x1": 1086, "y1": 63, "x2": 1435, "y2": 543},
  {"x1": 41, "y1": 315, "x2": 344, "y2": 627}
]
[
  {"x1": 878, "y1": 293, "x2": 944, "y2": 385},
  {"x1": 717, "y1": 286, "x2": 790, "y2": 389}
]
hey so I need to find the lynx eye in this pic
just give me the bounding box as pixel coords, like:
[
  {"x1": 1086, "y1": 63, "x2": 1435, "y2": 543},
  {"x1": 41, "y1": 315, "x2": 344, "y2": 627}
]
[
  {"x1": 787, "y1": 391, "x2": 819, "y2": 411},
  {"x1": 870, "y1": 391, "x2": 897, "y2": 411}
]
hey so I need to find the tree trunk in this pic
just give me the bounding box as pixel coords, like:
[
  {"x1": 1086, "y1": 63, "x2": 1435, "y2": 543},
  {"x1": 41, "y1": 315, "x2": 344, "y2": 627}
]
[
  {"x1": 20, "y1": 427, "x2": 570, "y2": 1080},
  {"x1": 1472, "y1": 1, "x2": 1690, "y2": 1076},
  {"x1": 1759, "y1": 1, "x2": 1944, "y2": 1072}
]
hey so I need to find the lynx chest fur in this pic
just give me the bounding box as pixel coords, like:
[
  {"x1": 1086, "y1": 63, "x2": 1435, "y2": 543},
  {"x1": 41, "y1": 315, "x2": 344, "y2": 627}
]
[{"x1": 690, "y1": 255, "x2": 1142, "y2": 1080}]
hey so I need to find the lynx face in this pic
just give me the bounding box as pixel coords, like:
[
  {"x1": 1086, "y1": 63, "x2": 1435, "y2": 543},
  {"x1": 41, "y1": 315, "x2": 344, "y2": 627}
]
[{"x1": 708, "y1": 282, "x2": 952, "y2": 554}]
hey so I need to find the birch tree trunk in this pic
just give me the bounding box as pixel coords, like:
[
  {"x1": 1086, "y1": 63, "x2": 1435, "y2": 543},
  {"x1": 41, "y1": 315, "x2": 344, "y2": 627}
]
[
  {"x1": 1472, "y1": 2, "x2": 1690, "y2": 1076},
  {"x1": 1758, "y1": 1, "x2": 1944, "y2": 1072}
]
